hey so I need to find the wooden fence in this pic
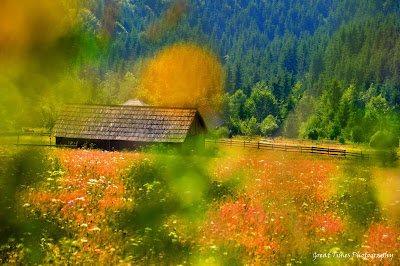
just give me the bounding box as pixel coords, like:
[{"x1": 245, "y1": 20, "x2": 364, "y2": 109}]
[
  {"x1": 0, "y1": 132, "x2": 76, "y2": 148},
  {"x1": 206, "y1": 139, "x2": 370, "y2": 159},
  {"x1": 0, "y1": 143, "x2": 77, "y2": 148},
  {"x1": 0, "y1": 131, "x2": 52, "y2": 144}
]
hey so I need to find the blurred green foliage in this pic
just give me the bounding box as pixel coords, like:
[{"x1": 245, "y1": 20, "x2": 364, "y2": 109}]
[
  {"x1": 116, "y1": 148, "x2": 238, "y2": 264},
  {"x1": 337, "y1": 163, "x2": 380, "y2": 226},
  {"x1": 370, "y1": 130, "x2": 399, "y2": 150},
  {"x1": 333, "y1": 162, "x2": 381, "y2": 252},
  {"x1": 0, "y1": 147, "x2": 61, "y2": 264},
  {"x1": 369, "y1": 130, "x2": 399, "y2": 165}
]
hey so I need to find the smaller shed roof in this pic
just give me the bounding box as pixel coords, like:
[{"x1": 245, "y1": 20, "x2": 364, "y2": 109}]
[
  {"x1": 123, "y1": 99, "x2": 148, "y2": 106},
  {"x1": 52, "y1": 104, "x2": 202, "y2": 143},
  {"x1": 198, "y1": 105, "x2": 224, "y2": 131}
]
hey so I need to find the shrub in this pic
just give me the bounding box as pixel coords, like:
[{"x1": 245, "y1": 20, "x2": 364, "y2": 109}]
[
  {"x1": 305, "y1": 128, "x2": 320, "y2": 140},
  {"x1": 209, "y1": 126, "x2": 230, "y2": 139},
  {"x1": 370, "y1": 130, "x2": 399, "y2": 165},
  {"x1": 369, "y1": 130, "x2": 399, "y2": 149},
  {"x1": 301, "y1": 115, "x2": 322, "y2": 140}
]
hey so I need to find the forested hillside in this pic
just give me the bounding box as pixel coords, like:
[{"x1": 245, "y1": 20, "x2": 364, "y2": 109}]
[{"x1": 2, "y1": 0, "x2": 400, "y2": 144}]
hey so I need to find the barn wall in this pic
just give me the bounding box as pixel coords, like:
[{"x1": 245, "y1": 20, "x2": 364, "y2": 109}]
[
  {"x1": 184, "y1": 115, "x2": 206, "y2": 151},
  {"x1": 188, "y1": 114, "x2": 207, "y2": 137},
  {"x1": 56, "y1": 137, "x2": 183, "y2": 151}
]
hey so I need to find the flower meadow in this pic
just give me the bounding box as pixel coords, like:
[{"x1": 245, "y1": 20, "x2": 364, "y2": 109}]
[{"x1": 0, "y1": 146, "x2": 399, "y2": 265}]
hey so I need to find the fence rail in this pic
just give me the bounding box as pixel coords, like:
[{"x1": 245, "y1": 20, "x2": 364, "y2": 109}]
[
  {"x1": 0, "y1": 143, "x2": 77, "y2": 148},
  {"x1": 206, "y1": 139, "x2": 370, "y2": 159},
  {"x1": 0, "y1": 132, "x2": 78, "y2": 148},
  {"x1": 0, "y1": 132, "x2": 51, "y2": 137},
  {"x1": 14, "y1": 143, "x2": 77, "y2": 148}
]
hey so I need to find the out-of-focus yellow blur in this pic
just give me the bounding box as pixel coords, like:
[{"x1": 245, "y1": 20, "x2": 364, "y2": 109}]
[
  {"x1": 0, "y1": 0, "x2": 78, "y2": 61},
  {"x1": 139, "y1": 43, "x2": 224, "y2": 107},
  {"x1": 374, "y1": 169, "x2": 400, "y2": 222}
]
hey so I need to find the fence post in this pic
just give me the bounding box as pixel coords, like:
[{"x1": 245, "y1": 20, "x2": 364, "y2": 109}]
[
  {"x1": 311, "y1": 146, "x2": 314, "y2": 153},
  {"x1": 50, "y1": 137, "x2": 52, "y2": 145},
  {"x1": 258, "y1": 141, "x2": 260, "y2": 149},
  {"x1": 328, "y1": 148, "x2": 330, "y2": 156}
]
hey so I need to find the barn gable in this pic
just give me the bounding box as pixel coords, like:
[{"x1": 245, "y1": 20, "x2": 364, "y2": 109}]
[{"x1": 52, "y1": 104, "x2": 205, "y2": 144}]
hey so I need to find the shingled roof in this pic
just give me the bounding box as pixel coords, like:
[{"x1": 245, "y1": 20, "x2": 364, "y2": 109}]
[{"x1": 52, "y1": 104, "x2": 202, "y2": 143}]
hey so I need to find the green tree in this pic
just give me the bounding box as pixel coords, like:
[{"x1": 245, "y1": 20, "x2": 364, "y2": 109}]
[
  {"x1": 246, "y1": 83, "x2": 279, "y2": 123},
  {"x1": 261, "y1": 115, "x2": 278, "y2": 136},
  {"x1": 365, "y1": 94, "x2": 389, "y2": 131},
  {"x1": 240, "y1": 117, "x2": 260, "y2": 136},
  {"x1": 301, "y1": 115, "x2": 323, "y2": 140},
  {"x1": 338, "y1": 85, "x2": 358, "y2": 128},
  {"x1": 229, "y1": 89, "x2": 248, "y2": 121}
]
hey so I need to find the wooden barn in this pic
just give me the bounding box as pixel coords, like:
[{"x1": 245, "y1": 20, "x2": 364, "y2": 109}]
[{"x1": 52, "y1": 103, "x2": 212, "y2": 151}]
